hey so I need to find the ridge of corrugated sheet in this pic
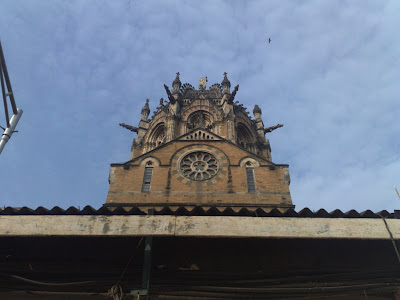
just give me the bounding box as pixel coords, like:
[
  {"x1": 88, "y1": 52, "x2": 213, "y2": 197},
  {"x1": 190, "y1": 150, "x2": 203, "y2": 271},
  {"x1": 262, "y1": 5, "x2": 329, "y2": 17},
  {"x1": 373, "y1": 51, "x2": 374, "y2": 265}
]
[{"x1": 0, "y1": 206, "x2": 397, "y2": 218}]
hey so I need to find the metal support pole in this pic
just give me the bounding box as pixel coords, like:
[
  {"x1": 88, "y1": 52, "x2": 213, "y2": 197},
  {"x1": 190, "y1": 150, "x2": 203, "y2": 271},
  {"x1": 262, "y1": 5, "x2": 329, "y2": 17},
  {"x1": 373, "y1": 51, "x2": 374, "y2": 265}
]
[
  {"x1": 0, "y1": 57, "x2": 10, "y2": 127},
  {"x1": 130, "y1": 237, "x2": 153, "y2": 297},
  {"x1": 142, "y1": 236, "x2": 153, "y2": 291},
  {"x1": 0, "y1": 40, "x2": 17, "y2": 114},
  {"x1": 131, "y1": 210, "x2": 154, "y2": 298},
  {"x1": 0, "y1": 108, "x2": 23, "y2": 154},
  {"x1": 0, "y1": 40, "x2": 22, "y2": 155}
]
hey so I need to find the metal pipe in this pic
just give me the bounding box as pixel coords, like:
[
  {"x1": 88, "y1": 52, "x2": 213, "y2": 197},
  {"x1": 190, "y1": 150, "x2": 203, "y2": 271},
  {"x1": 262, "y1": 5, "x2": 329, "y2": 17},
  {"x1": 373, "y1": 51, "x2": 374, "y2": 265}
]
[
  {"x1": 0, "y1": 40, "x2": 17, "y2": 114},
  {"x1": 0, "y1": 58, "x2": 10, "y2": 127},
  {"x1": 142, "y1": 236, "x2": 153, "y2": 291},
  {"x1": 0, "y1": 108, "x2": 22, "y2": 154}
]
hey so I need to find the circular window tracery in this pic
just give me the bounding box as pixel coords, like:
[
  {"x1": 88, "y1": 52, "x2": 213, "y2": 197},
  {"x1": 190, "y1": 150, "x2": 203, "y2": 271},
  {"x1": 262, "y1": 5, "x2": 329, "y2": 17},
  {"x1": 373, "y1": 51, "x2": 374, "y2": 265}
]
[{"x1": 179, "y1": 151, "x2": 219, "y2": 181}]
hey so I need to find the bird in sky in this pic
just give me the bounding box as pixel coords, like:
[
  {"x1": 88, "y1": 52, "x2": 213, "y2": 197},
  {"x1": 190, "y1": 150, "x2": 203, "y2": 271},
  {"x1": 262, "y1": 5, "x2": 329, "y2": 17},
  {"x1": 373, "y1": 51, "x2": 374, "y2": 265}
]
[{"x1": 268, "y1": 38, "x2": 271, "y2": 43}]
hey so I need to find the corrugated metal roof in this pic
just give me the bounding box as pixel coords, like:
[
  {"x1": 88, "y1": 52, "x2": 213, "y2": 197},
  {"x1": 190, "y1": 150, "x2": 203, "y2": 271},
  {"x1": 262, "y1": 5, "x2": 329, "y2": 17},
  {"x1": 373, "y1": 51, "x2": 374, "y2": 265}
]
[{"x1": 0, "y1": 205, "x2": 398, "y2": 218}]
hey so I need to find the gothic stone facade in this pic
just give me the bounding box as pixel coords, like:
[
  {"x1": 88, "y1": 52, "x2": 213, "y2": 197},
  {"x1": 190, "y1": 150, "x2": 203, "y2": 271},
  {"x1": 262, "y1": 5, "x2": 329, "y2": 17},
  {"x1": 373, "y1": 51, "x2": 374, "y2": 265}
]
[{"x1": 106, "y1": 73, "x2": 293, "y2": 211}]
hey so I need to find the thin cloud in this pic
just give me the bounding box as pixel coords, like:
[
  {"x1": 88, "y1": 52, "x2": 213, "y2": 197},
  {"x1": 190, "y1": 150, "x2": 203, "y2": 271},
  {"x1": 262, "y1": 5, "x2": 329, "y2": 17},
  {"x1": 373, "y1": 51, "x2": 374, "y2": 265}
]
[{"x1": 0, "y1": 1, "x2": 398, "y2": 211}]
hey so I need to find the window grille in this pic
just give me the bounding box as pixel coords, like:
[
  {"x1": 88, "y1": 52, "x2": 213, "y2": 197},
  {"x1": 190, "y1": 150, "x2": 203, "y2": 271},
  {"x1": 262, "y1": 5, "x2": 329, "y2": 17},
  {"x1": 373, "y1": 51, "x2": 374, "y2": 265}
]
[
  {"x1": 246, "y1": 168, "x2": 256, "y2": 193},
  {"x1": 142, "y1": 167, "x2": 153, "y2": 192}
]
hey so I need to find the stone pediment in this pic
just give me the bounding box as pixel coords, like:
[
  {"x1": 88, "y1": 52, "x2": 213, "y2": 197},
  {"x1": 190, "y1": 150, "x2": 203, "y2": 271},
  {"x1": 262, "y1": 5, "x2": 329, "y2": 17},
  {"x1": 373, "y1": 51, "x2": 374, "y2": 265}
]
[{"x1": 177, "y1": 128, "x2": 223, "y2": 141}]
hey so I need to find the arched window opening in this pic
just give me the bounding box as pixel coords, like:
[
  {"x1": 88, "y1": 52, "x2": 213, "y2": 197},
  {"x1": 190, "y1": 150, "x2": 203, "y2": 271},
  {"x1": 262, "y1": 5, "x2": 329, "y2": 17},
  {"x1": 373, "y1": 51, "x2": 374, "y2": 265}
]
[
  {"x1": 187, "y1": 110, "x2": 213, "y2": 131},
  {"x1": 237, "y1": 123, "x2": 254, "y2": 152},
  {"x1": 246, "y1": 167, "x2": 256, "y2": 193},
  {"x1": 147, "y1": 123, "x2": 166, "y2": 151},
  {"x1": 142, "y1": 162, "x2": 153, "y2": 192}
]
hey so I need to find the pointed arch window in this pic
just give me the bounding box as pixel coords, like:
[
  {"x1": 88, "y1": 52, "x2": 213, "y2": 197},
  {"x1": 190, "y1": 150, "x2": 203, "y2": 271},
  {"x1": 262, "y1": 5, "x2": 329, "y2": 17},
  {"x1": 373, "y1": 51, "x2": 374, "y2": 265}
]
[
  {"x1": 187, "y1": 110, "x2": 213, "y2": 131},
  {"x1": 142, "y1": 162, "x2": 153, "y2": 192},
  {"x1": 240, "y1": 159, "x2": 259, "y2": 193},
  {"x1": 237, "y1": 123, "x2": 254, "y2": 152},
  {"x1": 147, "y1": 123, "x2": 166, "y2": 151},
  {"x1": 246, "y1": 166, "x2": 256, "y2": 193}
]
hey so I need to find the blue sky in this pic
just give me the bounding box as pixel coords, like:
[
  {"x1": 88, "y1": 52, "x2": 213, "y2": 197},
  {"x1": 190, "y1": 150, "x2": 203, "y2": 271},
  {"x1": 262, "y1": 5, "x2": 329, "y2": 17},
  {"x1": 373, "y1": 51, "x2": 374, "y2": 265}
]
[{"x1": 0, "y1": 0, "x2": 399, "y2": 212}]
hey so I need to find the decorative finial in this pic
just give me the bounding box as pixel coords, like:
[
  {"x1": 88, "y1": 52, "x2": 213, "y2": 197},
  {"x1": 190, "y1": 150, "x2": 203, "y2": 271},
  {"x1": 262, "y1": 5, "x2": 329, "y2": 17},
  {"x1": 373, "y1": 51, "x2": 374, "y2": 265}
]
[
  {"x1": 142, "y1": 99, "x2": 150, "y2": 113},
  {"x1": 221, "y1": 72, "x2": 231, "y2": 93},
  {"x1": 173, "y1": 72, "x2": 181, "y2": 83},
  {"x1": 160, "y1": 98, "x2": 164, "y2": 106},
  {"x1": 253, "y1": 105, "x2": 262, "y2": 115},
  {"x1": 141, "y1": 99, "x2": 150, "y2": 121},
  {"x1": 172, "y1": 72, "x2": 181, "y2": 94}
]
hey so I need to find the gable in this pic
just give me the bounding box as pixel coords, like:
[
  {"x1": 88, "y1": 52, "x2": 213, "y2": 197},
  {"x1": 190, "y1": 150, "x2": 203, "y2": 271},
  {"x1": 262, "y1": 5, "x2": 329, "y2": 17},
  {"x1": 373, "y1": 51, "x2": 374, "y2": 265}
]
[
  {"x1": 177, "y1": 128, "x2": 223, "y2": 141},
  {"x1": 117, "y1": 137, "x2": 274, "y2": 168}
]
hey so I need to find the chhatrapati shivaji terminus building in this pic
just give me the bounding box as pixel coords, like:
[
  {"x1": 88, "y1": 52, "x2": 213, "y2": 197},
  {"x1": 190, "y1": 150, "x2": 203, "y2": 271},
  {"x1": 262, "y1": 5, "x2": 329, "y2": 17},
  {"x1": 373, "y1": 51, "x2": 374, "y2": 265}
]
[{"x1": 106, "y1": 72, "x2": 293, "y2": 212}]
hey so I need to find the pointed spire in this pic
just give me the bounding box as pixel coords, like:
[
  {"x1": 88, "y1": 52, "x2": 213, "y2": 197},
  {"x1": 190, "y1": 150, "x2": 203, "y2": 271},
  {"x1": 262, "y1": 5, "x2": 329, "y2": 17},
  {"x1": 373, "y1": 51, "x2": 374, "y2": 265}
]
[
  {"x1": 253, "y1": 104, "x2": 262, "y2": 115},
  {"x1": 221, "y1": 72, "x2": 231, "y2": 93},
  {"x1": 172, "y1": 72, "x2": 181, "y2": 94},
  {"x1": 142, "y1": 99, "x2": 150, "y2": 113},
  {"x1": 141, "y1": 99, "x2": 150, "y2": 121}
]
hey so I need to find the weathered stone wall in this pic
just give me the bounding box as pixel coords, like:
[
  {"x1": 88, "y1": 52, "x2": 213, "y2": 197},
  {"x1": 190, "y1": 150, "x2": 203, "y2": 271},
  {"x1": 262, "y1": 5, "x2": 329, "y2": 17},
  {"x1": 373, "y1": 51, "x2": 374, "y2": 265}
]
[
  {"x1": 106, "y1": 140, "x2": 292, "y2": 208},
  {"x1": 2, "y1": 215, "x2": 399, "y2": 239}
]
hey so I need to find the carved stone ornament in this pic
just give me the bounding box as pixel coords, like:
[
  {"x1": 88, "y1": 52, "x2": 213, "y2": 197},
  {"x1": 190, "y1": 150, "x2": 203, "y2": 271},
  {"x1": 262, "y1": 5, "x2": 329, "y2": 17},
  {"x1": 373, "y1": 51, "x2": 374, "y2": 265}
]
[
  {"x1": 198, "y1": 77, "x2": 208, "y2": 90},
  {"x1": 179, "y1": 151, "x2": 219, "y2": 181}
]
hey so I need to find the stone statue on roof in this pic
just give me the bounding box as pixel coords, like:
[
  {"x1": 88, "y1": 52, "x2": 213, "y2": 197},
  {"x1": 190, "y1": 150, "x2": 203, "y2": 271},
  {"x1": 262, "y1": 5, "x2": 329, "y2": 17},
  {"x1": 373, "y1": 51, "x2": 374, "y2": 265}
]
[{"x1": 198, "y1": 77, "x2": 208, "y2": 90}]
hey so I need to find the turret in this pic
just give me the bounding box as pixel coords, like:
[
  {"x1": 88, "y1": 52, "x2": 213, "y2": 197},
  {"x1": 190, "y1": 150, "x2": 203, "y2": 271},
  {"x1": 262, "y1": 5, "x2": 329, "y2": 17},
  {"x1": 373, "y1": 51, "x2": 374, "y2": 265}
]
[
  {"x1": 127, "y1": 99, "x2": 151, "y2": 159},
  {"x1": 253, "y1": 105, "x2": 262, "y2": 120},
  {"x1": 252, "y1": 104, "x2": 272, "y2": 160},
  {"x1": 172, "y1": 72, "x2": 181, "y2": 94},
  {"x1": 221, "y1": 73, "x2": 234, "y2": 114},
  {"x1": 221, "y1": 72, "x2": 231, "y2": 94},
  {"x1": 253, "y1": 105, "x2": 265, "y2": 140},
  {"x1": 141, "y1": 99, "x2": 150, "y2": 121}
]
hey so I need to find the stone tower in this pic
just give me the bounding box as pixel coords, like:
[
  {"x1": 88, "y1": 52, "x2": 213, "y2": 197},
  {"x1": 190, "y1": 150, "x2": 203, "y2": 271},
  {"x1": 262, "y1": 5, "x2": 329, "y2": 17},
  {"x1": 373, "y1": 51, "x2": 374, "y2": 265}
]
[{"x1": 106, "y1": 73, "x2": 293, "y2": 212}]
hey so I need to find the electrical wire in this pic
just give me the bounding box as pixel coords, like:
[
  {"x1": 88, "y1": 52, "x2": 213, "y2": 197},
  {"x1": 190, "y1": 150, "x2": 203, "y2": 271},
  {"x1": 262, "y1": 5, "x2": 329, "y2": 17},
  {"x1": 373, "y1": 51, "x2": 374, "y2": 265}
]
[
  {"x1": 118, "y1": 236, "x2": 144, "y2": 283},
  {"x1": 379, "y1": 214, "x2": 400, "y2": 264},
  {"x1": 0, "y1": 273, "x2": 94, "y2": 286},
  {"x1": 107, "y1": 236, "x2": 144, "y2": 299}
]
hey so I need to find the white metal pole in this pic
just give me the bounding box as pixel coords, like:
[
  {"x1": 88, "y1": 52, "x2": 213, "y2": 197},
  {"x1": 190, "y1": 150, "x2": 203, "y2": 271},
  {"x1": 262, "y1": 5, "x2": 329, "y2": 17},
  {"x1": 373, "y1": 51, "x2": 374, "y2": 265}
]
[{"x1": 0, "y1": 107, "x2": 22, "y2": 154}]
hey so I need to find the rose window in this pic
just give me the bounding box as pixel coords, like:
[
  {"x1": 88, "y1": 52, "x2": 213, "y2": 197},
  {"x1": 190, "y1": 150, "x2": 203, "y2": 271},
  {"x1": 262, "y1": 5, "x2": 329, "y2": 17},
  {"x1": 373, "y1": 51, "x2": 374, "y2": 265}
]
[{"x1": 180, "y1": 152, "x2": 219, "y2": 181}]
